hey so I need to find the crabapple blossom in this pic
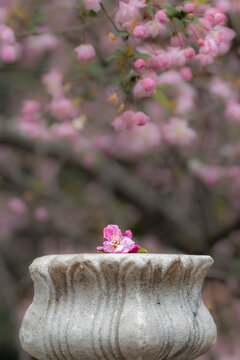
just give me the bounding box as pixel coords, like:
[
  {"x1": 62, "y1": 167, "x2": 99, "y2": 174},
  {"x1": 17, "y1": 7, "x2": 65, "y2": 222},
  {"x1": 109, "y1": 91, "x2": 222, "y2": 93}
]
[
  {"x1": 42, "y1": 69, "x2": 63, "y2": 98},
  {"x1": 49, "y1": 97, "x2": 76, "y2": 121},
  {"x1": 112, "y1": 111, "x2": 150, "y2": 130},
  {"x1": 180, "y1": 67, "x2": 192, "y2": 80},
  {"x1": 8, "y1": 198, "x2": 27, "y2": 215},
  {"x1": 75, "y1": 43, "x2": 96, "y2": 61},
  {"x1": 34, "y1": 207, "x2": 49, "y2": 221},
  {"x1": 96, "y1": 224, "x2": 142, "y2": 253},
  {"x1": 134, "y1": 58, "x2": 146, "y2": 69},
  {"x1": 133, "y1": 25, "x2": 147, "y2": 39},
  {"x1": 155, "y1": 10, "x2": 168, "y2": 23},
  {"x1": 0, "y1": 25, "x2": 15, "y2": 43},
  {"x1": 225, "y1": 102, "x2": 240, "y2": 124},
  {"x1": 162, "y1": 118, "x2": 197, "y2": 146},
  {"x1": 0, "y1": 44, "x2": 19, "y2": 62},
  {"x1": 184, "y1": 3, "x2": 195, "y2": 13},
  {"x1": 133, "y1": 78, "x2": 156, "y2": 98}
]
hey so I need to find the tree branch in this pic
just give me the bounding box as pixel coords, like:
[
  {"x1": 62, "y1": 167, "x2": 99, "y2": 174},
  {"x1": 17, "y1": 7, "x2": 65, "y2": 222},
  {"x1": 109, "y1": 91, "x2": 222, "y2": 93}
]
[{"x1": 0, "y1": 129, "x2": 203, "y2": 253}]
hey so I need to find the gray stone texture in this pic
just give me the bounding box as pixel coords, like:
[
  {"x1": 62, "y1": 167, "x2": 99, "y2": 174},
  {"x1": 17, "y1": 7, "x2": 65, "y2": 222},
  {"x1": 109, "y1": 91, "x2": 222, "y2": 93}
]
[{"x1": 20, "y1": 254, "x2": 217, "y2": 360}]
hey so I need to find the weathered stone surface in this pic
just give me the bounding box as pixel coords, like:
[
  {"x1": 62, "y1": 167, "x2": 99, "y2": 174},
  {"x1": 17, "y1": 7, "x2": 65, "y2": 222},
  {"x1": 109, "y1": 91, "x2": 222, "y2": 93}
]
[{"x1": 20, "y1": 254, "x2": 216, "y2": 360}]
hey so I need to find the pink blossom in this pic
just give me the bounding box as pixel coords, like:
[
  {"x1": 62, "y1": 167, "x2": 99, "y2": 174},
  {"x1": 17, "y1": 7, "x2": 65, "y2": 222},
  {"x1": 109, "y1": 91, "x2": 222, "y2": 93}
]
[
  {"x1": 75, "y1": 43, "x2": 95, "y2": 61},
  {"x1": 0, "y1": 25, "x2": 15, "y2": 43},
  {"x1": 145, "y1": 20, "x2": 166, "y2": 38},
  {"x1": 124, "y1": 230, "x2": 132, "y2": 238},
  {"x1": 209, "y1": 77, "x2": 233, "y2": 99},
  {"x1": 129, "y1": 244, "x2": 140, "y2": 253},
  {"x1": 225, "y1": 101, "x2": 240, "y2": 124},
  {"x1": 184, "y1": 3, "x2": 195, "y2": 13},
  {"x1": 97, "y1": 224, "x2": 139, "y2": 253},
  {"x1": 0, "y1": 44, "x2": 19, "y2": 62},
  {"x1": 180, "y1": 67, "x2": 192, "y2": 80},
  {"x1": 133, "y1": 78, "x2": 156, "y2": 98},
  {"x1": 8, "y1": 197, "x2": 27, "y2": 215},
  {"x1": 23, "y1": 34, "x2": 59, "y2": 64},
  {"x1": 155, "y1": 10, "x2": 168, "y2": 23},
  {"x1": 112, "y1": 111, "x2": 150, "y2": 130},
  {"x1": 115, "y1": 1, "x2": 141, "y2": 29},
  {"x1": 133, "y1": 25, "x2": 147, "y2": 39},
  {"x1": 189, "y1": 160, "x2": 223, "y2": 185},
  {"x1": 49, "y1": 97, "x2": 76, "y2": 120},
  {"x1": 134, "y1": 58, "x2": 146, "y2": 69},
  {"x1": 132, "y1": 111, "x2": 150, "y2": 126},
  {"x1": 170, "y1": 34, "x2": 187, "y2": 47},
  {"x1": 19, "y1": 120, "x2": 49, "y2": 139},
  {"x1": 51, "y1": 122, "x2": 78, "y2": 139},
  {"x1": 83, "y1": 0, "x2": 102, "y2": 12},
  {"x1": 100, "y1": 236, "x2": 135, "y2": 253},
  {"x1": 22, "y1": 100, "x2": 40, "y2": 118},
  {"x1": 103, "y1": 224, "x2": 122, "y2": 241},
  {"x1": 42, "y1": 69, "x2": 63, "y2": 98},
  {"x1": 162, "y1": 118, "x2": 197, "y2": 146},
  {"x1": 34, "y1": 207, "x2": 49, "y2": 221}
]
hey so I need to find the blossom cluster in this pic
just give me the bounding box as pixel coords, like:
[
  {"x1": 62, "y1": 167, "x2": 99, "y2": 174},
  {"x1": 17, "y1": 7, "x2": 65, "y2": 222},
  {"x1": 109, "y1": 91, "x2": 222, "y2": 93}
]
[
  {"x1": 19, "y1": 70, "x2": 84, "y2": 140},
  {"x1": 96, "y1": 224, "x2": 147, "y2": 253},
  {"x1": 73, "y1": 0, "x2": 235, "y2": 135},
  {"x1": 0, "y1": 6, "x2": 20, "y2": 63}
]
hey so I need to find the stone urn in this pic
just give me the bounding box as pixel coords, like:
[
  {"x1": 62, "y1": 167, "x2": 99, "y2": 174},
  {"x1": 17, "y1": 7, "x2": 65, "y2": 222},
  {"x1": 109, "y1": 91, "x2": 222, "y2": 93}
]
[{"x1": 20, "y1": 254, "x2": 216, "y2": 360}]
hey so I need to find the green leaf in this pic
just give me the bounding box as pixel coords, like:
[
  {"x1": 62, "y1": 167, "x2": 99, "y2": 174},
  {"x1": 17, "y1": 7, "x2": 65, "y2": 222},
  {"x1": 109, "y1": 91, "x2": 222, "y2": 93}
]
[
  {"x1": 97, "y1": 250, "x2": 105, "y2": 253},
  {"x1": 134, "y1": 52, "x2": 151, "y2": 59},
  {"x1": 116, "y1": 31, "x2": 128, "y2": 38},
  {"x1": 88, "y1": 10, "x2": 97, "y2": 17},
  {"x1": 197, "y1": 0, "x2": 210, "y2": 5},
  {"x1": 123, "y1": 86, "x2": 131, "y2": 95},
  {"x1": 137, "y1": 247, "x2": 149, "y2": 253},
  {"x1": 154, "y1": 89, "x2": 172, "y2": 109},
  {"x1": 106, "y1": 55, "x2": 118, "y2": 61},
  {"x1": 191, "y1": 16, "x2": 201, "y2": 25},
  {"x1": 163, "y1": 3, "x2": 175, "y2": 17}
]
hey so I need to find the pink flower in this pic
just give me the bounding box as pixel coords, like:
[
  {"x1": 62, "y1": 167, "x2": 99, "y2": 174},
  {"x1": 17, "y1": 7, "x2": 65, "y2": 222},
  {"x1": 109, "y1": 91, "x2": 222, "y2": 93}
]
[
  {"x1": 155, "y1": 10, "x2": 168, "y2": 23},
  {"x1": 133, "y1": 25, "x2": 147, "y2": 39},
  {"x1": 112, "y1": 111, "x2": 150, "y2": 130},
  {"x1": 133, "y1": 78, "x2": 156, "y2": 98},
  {"x1": 134, "y1": 58, "x2": 146, "y2": 69},
  {"x1": 132, "y1": 111, "x2": 150, "y2": 126},
  {"x1": 184, "y1": 3, "x2": 194, "y2": 13},
  {"x1": 189, "y1": 160, "x2": 223, "y2": 186},
  {"x1": 22, "y1": 100, "x2": 40, "y2": 118},
  {"x1": 0, "y1": 44, "x2": 19, "y2": 62},
  {"x1": 49, "y1": 97, "x2": 76, "y2": 120},
  {"x1": 51, "y1": 122, "x2": 78, "y2": 139},
  {"x1": 180, "y1": 67, "x2": 192, "y2": 80},
  {"x1": 34, "y1": 206, "x2": 49, "y2": 221},
  {"x1": 8, "y1": 197, "x2": 27, "y2": 215},
  {"x1": 0, "y1": 25, "x2": 15, "y2": 43},
  {"x1": 97, "y1": 224, "x2": 141, "y2": 253},
  {"x1": 42, "y1": 69, "x2": 63, "y2": 98},
  {"x1": 145, "y1": 20, "x2": 166, "y2": 38},
  {"x1": 75, "y1": 43, "x2": 95, "y2": 61},
  {"x1": 103, "y1": 224, "x2": 122, "y2": 241},
  {"x1": 115, "y1": 1, "x2": 140, "y2": 29},
  {"x1": 124, "y1": 230, "x2": 132, "y2": 238},
  {"x1": 162, "y1": 118, "x2": 197, "y2": 146},
  {"x1": 225, "y1": 101, "x2": 240, "y2": 124},
  {"x1": 83, "y1": 0, "x2": 102, "y2": 12}
]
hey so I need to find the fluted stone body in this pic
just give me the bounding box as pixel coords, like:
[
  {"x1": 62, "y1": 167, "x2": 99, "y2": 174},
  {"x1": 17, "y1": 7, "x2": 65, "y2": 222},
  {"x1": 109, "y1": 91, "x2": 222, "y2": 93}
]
[{"x1": 20, "y1": 254, "x2": 216, "y2": 360}]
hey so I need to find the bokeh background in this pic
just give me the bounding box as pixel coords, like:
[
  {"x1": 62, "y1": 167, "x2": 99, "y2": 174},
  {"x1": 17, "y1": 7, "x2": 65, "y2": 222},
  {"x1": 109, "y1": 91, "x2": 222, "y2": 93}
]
[{"x1": 0, "y1": 0, "x2": 240, "y2": 359}]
